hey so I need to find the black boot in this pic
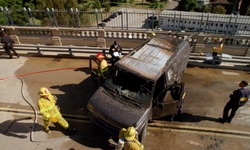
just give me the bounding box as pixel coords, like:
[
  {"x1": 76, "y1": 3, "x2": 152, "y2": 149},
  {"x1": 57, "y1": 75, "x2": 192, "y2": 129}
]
[
  {"x1": 13, "y1": 50, "x2": 19, "y2": 58},
  {"x1": 67, "y1": 126, "x2": 76, "y2": 133},
  {"x1": 5, "y1": 50, "x2": 12, "y2": 59}
]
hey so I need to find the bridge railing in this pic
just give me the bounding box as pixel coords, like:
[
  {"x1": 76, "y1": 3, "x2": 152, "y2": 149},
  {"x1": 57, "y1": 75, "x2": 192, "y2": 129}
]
[
  {"x1": 0, "y1": 26, "x2": 250, "y2": 57},
  {"x1": 1, "y1": 7, "x2": 250, "y2": 35},
  {"x1": 0, "y1": 44, "x2": 133, "y2": 58}
]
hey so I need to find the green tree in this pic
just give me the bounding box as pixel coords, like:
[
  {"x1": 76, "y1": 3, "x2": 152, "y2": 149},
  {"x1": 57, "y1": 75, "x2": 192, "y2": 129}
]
[
  {"x1": 36, "y1": 0, "x2": 78, "y2": 10},
  {"x1": 226, "y1": 0, "x2": 238, "y2": 14},
  {"x1": 150, "y1": 0, "x2": 165, "y2": 10},
  {"x1": 0, "y1": 0, "x2": 27, "y2": 25},
  {"x1": 23, "y1": 0, "x2": 36, "y2": 10},
  {"x1": 103, "y1": 0, "x2": 111, "y2": 12},
  {"x1": 85, "y1": 0, "x2": 102, "y2": 9},
  {"x1": 0, "y1": 0, "x2": 8, "y2": 25},
  {"x1": 150, "y1": 0, "x2": 159, "y2": 9},
  {"x1": 240, "y1": 0, "x2": 250, "y2": 15},
  {"x1": 129, "y1": 0, "x2": 135, "y2": 5},
  {"x1": 201, "y1": 5, "x2": 211, "y2": 13},
  {"x1": 178, "y1": 0, "x2": 197, "y2": 11},
  {"x1": 34, "y1": 0, "x2": 79, "y2": 26},
  {"x1": 246, "y1": 6, "x2": 250, "y2": 15},
  {"x1": 0, "y1": 0, "x2": 8, "y2": 6},
  {"x1": 211, "y1": 5, "x2": 226, "y2": 14}
]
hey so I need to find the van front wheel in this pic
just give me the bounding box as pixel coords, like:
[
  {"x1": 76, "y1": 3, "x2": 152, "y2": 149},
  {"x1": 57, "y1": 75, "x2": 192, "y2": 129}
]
[{"x1": 138, "y1": 122, "x2": 148, "y2": 143}]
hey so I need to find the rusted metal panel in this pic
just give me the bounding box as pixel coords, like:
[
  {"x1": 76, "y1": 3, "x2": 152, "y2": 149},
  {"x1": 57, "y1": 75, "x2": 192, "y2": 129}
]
[{"x1": 116, "y1": 34, "x2": 186, "y2": 81}]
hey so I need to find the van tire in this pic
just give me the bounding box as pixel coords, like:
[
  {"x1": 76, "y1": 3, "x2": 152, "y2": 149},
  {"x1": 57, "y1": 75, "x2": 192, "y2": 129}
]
[{"x1": 138, "y1": 122, "x2": 148, "y2": 143}]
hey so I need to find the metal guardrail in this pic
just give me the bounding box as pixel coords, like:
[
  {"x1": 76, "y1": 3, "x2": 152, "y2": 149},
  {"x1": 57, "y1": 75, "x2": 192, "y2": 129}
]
[
  {"x1": 1, "y1": 44, "x2": 249, "y2": 71},
  {"x1": 0, "y1": 44, "x2": 133, "y2": 58},
  {"x1": 188, "y1": 53, "x2": 250, "y2": 71}
]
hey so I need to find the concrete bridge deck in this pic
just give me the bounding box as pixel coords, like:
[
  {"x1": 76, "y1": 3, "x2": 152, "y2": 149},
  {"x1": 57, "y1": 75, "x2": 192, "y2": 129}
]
[{"x1": 0, "y1": 55, "x2": 250, "y2": 150}]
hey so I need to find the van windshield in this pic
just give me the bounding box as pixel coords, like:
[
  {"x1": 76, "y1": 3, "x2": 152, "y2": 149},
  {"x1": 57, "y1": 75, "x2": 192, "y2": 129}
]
[{"x1": 104, "y1": 68, "x2": 153, "y2": 107}]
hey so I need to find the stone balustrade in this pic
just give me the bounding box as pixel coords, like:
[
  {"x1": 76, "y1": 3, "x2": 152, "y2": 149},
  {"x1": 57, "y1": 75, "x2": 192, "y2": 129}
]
[{"x1": 1, "y1": 26, "x2": 250, "y2": 56}]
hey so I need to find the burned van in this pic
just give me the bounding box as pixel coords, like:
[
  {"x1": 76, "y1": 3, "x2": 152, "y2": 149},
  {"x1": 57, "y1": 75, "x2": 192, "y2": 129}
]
[{"x1": 87, "y1": 34, "x2": 191, "y2": 142}]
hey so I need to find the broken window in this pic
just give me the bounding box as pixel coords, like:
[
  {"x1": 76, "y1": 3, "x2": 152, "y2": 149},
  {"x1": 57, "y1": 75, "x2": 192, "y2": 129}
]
[{"x1": 104, "y1": 68, "x2": 153, "y2": 107}]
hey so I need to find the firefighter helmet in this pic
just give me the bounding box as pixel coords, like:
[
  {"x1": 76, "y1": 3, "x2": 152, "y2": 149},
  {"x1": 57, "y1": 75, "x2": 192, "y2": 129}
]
[
  {"x1": 38, "y1": 87, "x2": 50, "y2": 96},
  {"x1": 96, "y1": 53, "x2": 105, "y2": 59},
  {"x1": 124, "y1": 126, "x2": 136, "y2": 141}
]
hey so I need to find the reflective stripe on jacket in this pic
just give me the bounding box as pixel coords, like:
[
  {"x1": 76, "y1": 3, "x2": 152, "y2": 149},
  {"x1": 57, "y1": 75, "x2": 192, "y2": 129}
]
[{"x1": 98, "y1": 59, "x2": 109, "y2": 78}]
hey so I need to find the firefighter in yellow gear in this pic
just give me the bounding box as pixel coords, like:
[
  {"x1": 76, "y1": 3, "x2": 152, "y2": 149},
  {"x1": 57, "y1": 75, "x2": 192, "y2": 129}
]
[
  {"x1": 96, "y1": 53, "x2": 109, "y2": 80},
  {"x1": 212, "y1": 42, "x2": 223, "y2": 56},
  {"x1": 38, "y1": 87, "x2": 75, "y2": 133},
  {"x1": 116, "y1": 126, "x2": 144, "y2": 150}
]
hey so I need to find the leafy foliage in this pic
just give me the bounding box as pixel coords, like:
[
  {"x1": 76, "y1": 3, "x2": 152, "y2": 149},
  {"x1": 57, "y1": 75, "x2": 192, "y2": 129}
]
[
  {"x1": 0, "y1": 0, "x2": 249, "y2": 26},
  {"x1": 178, "y1": 0, "x2": 197, "y2": 11},
  {"x1": 36, "y1": 0, "x2": 78, "y2": 10},
  {"x1": 211, "y1": 5, "x2": 226, "y2": 14}
]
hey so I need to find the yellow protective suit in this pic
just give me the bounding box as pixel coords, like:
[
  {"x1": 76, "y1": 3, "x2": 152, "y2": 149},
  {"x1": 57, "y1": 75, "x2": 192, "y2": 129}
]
[
  {"x1": 123, "y1": 138, "x2": 144, "y2": 150},
  {"x1": 124, "y1": 140, "x2": 143, "y2": 150},
  {"x1": 212, "y1": 43, "x2": 223, "y2": 54},
  {"x1": 116, "y1": 127, "x2": 144, "y2": 150},
  {"x1": 98, "y1": 59, "x2": 109, "y2": 79},
  {"x1": 38, "y1": 93, "x2": 69, "y2": 130}
]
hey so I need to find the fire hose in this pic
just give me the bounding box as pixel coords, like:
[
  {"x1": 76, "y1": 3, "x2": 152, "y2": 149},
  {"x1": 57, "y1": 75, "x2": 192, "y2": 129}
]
[{"x1": 0, "y1": 67, "x2": 116, "y2": 146}]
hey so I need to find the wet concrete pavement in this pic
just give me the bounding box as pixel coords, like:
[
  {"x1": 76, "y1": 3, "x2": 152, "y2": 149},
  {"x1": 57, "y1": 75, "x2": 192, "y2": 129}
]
[
  {"x1": 0, "y1": 56, "x2": 108, "y2": 150},
  {"x1": 1, "y1": 55, "x2": 250, "y2": 150}
]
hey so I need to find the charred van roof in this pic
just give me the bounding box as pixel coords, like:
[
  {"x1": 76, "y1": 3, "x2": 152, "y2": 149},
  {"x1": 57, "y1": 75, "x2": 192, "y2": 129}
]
[{"x1": 115, "y1": 34, "x2": 188, "y2": 81}]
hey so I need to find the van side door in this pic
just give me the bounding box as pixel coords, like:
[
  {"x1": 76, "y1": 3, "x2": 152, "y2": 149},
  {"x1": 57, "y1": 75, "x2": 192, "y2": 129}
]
[
  {"x1": 89, "y1": 55, "x2": 102, "y2": 86},
  {"x1": 152, "y1": 83, "x2": 186, "y2": 119}
]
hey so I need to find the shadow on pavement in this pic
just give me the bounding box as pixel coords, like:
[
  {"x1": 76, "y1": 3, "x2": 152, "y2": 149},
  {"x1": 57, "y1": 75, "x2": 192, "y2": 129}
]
[
  {"x1": 0, "y1": 117, "x2": 43, "y2": 139},
  {"x1": 68, "y1": 124, "x2": 116, "y2": 150},
  {"x1": 50, "y1": 75, "x2": 98, "y2": 116},
  {"x1": 73, "y1": 67, "x2": 91, "y2": 74},
  {"x1": 49, "y1": 74, "x2": 116, "y2": 149},
  {"x1": 161, "y1": 113, "x2": 221, "y2": 123}
]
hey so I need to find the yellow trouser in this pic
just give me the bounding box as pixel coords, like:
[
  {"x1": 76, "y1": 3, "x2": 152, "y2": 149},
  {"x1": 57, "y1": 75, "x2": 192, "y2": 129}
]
[{"x1": 43, "y1": 115, "x2": 69, "y2": 130}]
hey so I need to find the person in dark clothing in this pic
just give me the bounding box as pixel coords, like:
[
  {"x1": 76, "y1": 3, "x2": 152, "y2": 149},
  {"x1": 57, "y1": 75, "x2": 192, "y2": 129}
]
[
  {"x1": 0, "y1": 31, "x2": 19, "y2": 59},
  {"x1": 109, "y1": 41, "x2": 122, "y2": 66},
  {"x1": 219, "y1": 80, "x2": 250, "y2": 124}
]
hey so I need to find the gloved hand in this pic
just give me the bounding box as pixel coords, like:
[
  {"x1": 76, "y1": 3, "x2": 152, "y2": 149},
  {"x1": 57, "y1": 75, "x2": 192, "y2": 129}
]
[
  {"x1": 50, "y1": 116, "x2": 58, "y2": 123},
  {"x1": 44, "y1": 113, "x2": 51, "y2": 120},
  {"x1": 139, "y1": 144, "x2": 144, "y2": 150}
]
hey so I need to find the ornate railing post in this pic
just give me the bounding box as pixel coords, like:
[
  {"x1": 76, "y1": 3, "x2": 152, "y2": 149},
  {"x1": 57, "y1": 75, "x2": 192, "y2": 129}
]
[
  {"x1": 51, "y1": 28, "x2": 62, "y2": 45},
  {"x1": 96, "y1": 29, "x2": 106, "y2": 47},
  {"x1": 5, "y1": 26, "x2": 20, "y2": 44},
  {"x1": 194, "y1": 33, "x2": 207, "y2": 53}
]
